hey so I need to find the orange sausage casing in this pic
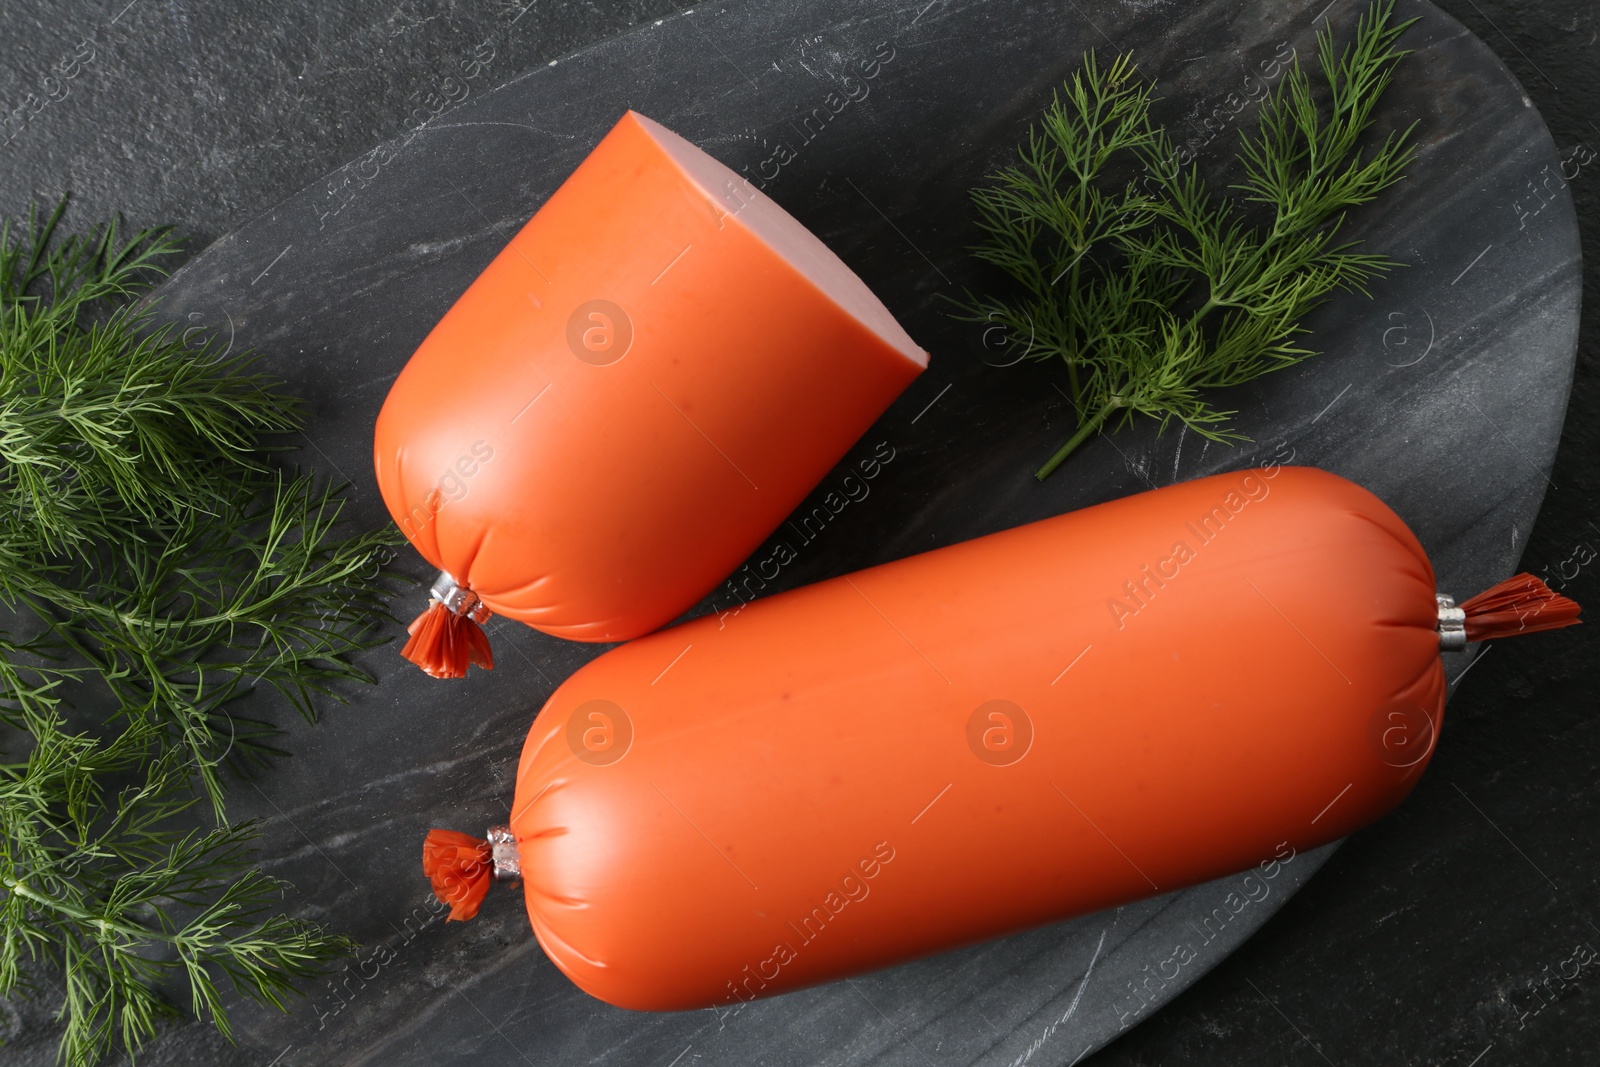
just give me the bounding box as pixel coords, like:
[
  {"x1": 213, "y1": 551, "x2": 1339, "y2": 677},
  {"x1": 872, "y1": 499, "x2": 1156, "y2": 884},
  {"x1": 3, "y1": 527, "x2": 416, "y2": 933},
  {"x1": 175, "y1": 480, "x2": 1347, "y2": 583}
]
[
  {"x1": 374, "y1": 111, "x2": 926, "y2": 642},
  {"x1": 510, "y1": 465, "x2": 1447, "y2": 1010}
]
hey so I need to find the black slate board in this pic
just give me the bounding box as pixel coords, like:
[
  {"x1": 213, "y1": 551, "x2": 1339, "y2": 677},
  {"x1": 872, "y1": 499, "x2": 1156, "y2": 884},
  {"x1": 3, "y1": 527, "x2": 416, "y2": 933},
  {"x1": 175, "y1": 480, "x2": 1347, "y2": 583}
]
[{"x1": 113, "y1": 0, "x2": 1580, "y2": 1064}]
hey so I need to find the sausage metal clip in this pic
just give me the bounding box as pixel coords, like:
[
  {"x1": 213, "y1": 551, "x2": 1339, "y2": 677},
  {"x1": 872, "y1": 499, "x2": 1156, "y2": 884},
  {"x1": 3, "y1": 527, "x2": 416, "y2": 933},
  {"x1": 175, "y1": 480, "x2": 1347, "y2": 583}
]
[
  {"x1": 1437, "y1": 594, "x2": 1467, "y2": 651},
  {"x1": 487, "y1": 825, "x2": 521, "y2": 883},
  {"x1": 431, "y1": 571, "x2": 491, "y2": 624}
]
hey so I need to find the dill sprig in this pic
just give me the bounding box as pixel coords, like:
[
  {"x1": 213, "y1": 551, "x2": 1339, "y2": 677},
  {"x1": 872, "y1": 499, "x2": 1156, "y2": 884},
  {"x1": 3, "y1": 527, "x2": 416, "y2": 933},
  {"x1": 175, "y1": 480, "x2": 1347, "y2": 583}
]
[
  {"x1": 0, "y1": 199, "x2": 397, "y2": 1065},
  {"x1": 953, "y1": 0, "x2": 1418, "y2": 478},
  {"x1": 1, "y1": 669, "x2": 355, "y2": 1065},
  {"x1": 0, "y1": 200, "x2": 299, "y2": 555}
]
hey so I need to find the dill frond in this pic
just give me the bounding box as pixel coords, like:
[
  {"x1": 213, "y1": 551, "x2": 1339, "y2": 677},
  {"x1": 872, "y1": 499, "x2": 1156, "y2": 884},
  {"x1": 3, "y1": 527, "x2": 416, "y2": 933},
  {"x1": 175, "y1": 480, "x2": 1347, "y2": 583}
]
[
  {"x1": 953, "y1": 1, "x2": 1418, "y2": 478},
  {"x1": 1, "y1": 197, "x2": 395, "y2": 1065}
]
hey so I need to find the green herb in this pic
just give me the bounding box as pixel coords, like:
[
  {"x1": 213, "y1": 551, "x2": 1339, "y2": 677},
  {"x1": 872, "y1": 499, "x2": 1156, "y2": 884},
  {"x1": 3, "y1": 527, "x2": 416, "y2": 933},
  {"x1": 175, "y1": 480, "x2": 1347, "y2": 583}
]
[
  {"x1": 0, "y1": 199, "x2": 398, "y2": 1065},
  {"x1": 953, "y1": 0, "x2": 1417, "y2": 478}
]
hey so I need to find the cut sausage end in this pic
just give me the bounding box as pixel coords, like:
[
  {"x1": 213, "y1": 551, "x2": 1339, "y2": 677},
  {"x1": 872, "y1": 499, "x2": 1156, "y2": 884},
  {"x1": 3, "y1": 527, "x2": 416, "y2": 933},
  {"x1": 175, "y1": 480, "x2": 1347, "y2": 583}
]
[{"x1": 627, "y1": 111, "x2": 929, "y2": 370}]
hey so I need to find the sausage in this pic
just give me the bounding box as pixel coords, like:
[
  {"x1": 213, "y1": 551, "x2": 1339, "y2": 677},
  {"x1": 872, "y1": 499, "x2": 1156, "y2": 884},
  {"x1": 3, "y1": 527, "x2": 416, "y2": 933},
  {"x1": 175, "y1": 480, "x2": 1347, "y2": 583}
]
[
  {"x1": 413, "y1": 466, "x2": 1573, "y2": 1006},
  {"x1": 374, "y1": 111, "x2": 926, "y2": 650},
  {"x1": 504, "y1": 465, "x2": 1463, "y2": 1010}
]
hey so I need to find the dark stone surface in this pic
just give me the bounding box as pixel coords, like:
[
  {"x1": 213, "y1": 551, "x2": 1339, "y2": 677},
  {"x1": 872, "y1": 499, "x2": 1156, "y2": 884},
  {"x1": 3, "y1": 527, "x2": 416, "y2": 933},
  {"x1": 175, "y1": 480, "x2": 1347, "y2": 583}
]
[{"x1": 0, "y1": 0, "x2": 1593, "y2": 1065}]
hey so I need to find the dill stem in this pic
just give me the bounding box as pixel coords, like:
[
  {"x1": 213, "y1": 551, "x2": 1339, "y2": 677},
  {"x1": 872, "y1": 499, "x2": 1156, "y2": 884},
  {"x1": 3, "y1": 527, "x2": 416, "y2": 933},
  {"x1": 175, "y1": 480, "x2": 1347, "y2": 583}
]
[
  {"x1": 0, "y1": 875, "x2": 147, "y2": 940},
  {"x1": 1066, "y1": 250, "x2": 1085, "y2": 402},
  {"x1": 23, "y1": 575, "x2": 264, "y2": 634},
  {"x1": 1036, "y1": 403, "x2": 1113, "y2": 480}
]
